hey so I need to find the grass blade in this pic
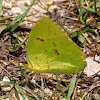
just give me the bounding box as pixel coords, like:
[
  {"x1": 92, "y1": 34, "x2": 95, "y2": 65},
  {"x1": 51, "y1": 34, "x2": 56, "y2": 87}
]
[
  {"x1": 27, "y1": 96, "x2": 34, "y2": 100},
  {"x1": 92, "y1": 23, "x2": 100, "y2": 28},
  {"x1": 10, "y1": 0, "x2": 36, "y2": 32},
  {"x1": 78, "y1": 7, "x2": 84, "y2": 24},
  {"x1": 15, "y1": 84, "x2": 25, "y2": 100},
  {"x1": 4, "y1": 0, "x2": 35, "y2": 33},
  {"x1": 87, "y1": 7, "x2": 95, "y2": 13},
  {"x1": 41, "y1": 74, "x2": 44, "y2": 100},
  {"x1": 0, "y1": 17, "x2": 15, "y2": 22},
  {"x1": 15, "y1": 36, "x2": 29, "y2": 49},
  {"x1": 59, "y1": 21, "x2": 77, "y2": 35},
  {"x1": 67, "y1": 74, "x2": 77, "y2": 100},
  {"x1": 13, "y1": 32, "x2": 20, "y2": 50},
  {"x1": 21, "y1": 86, "x2": 40, "y2": 100},
  {"x1": 50, "y1": 84, "x2": 59, "y2": 100},
  {"x1": 80, "y1": 0, "x2": 84, "y2": 5},
  {"x1": 0, "y1": 81, "x2": 15, "y2": 85},
  {"x1": 94, "y1": 0, "x2": 96, "y2": 12},
  {"x1": 83, "y1": 10, "x2": 89, "y2": 24},
  {"x1": 0, "y1": 25, "x2": 7, "y2": 33},
  {"x1": 0, "y1": 0, "x2": 3, "y2": 16},
  {"x1": 56, "y1": 74, "x2": 67, "y2": 99},
  {"x1": 0, "y1": 95, "x2": 9, "y2": 99}
]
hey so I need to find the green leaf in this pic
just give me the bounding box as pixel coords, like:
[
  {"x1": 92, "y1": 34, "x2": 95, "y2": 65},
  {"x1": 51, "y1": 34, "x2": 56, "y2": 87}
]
[{"x1": 27, "y1": 17, "x2": 86, "y2": 74}]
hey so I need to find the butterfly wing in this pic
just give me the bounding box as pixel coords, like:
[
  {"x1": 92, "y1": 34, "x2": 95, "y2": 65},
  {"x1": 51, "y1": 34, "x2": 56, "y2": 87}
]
[{"x1": 27, "y1": 17, "x2": 86, "y2": 74}]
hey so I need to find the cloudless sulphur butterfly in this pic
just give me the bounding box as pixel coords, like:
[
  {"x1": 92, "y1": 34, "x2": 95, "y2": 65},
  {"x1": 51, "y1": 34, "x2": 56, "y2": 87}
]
[{"x1": 27, "y1": 17, "x2": 86, "y2": 74}]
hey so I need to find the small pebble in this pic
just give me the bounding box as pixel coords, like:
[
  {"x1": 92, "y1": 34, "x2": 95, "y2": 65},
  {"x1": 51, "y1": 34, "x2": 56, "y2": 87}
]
[
  {"x1": 25, "y1": 16, "x2": 35, "y2": 21},
  {"x1": 1, "y1": 76, "x2": 13, "y2": 91},
  {"x1": 54, "y1": 0, "x2": 67, "y2": 4},
  {"x1": 32, "y1": 5, "x2": 47, "y2": 14},
  {"x1": 24, "y1": 0, "x2": 31, "y2": 6},
  {"x1": 3, "y1": 1, "x2": 12, "y2": 9},
  {"x1": 44, "y1": 88, "x2": 52, "y2": 96},
  {"x1": 12, "y1": 2, "x2": 17, "y2": 7},
  {"x1": 11, "y1": 7, "x2": 22, "y2": 14},
  {"x1": 84, "y1": 58, "x2": 100, "y2": 77},
  {"x1": 8, "y1": 10, "x2": 13, "y2": 16},
  {"x1": 49, "y1": 5, "x2": 59, "y2": 13}
]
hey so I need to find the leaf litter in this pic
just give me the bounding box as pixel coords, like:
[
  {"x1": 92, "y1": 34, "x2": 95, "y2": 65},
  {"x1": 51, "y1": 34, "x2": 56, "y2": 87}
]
[{"x1": 0, "y1": 0, "x2": 100, "y2": 100}]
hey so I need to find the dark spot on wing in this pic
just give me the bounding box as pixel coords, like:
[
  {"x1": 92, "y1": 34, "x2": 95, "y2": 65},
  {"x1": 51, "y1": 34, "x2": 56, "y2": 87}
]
[
  {"x1": 36, "y1": 38, "x2": 44, "y2": 42},
  {"x1": 35, "y1": 57, "x2": 37, "y2": 59},
  {"x1": 47, "y1": 60, "x2": 48, "y2": 64},
  {"x1": 48, "y1": 66, "x2": 50, "y2": 69},
  {"x1": 72, "y1": 51, "x2": 75, "y2": 53},
  {"x1": 45, "y1": 50, "x2": 47, "y2": 52},
  {"x1": 66, "y1": 36, "x2": 68, "y2": 39},
  {"x1": 54, "y1": 49, "x2": 59, "y2": 55},
  {"x1": 39, "y1": 67, "x2": 41, "y2": 69},
  {"x1": 52, "y1": 42, "x2": 56, "y2": 47}
]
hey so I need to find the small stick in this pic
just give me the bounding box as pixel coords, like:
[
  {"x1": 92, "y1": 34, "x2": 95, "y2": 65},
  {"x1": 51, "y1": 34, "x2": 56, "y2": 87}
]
[{"x1": 82, "y1": 33, "x2": 92, "y2": 44}]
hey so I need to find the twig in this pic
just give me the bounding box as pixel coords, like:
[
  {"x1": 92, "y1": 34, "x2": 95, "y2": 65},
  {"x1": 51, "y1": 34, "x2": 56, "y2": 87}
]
[
  {"x1": 0, "y1": 62, "x2": 11, "y2": 76},
  {"x1": 82, "y1": 33, "x2": 92, "y2": 44}
]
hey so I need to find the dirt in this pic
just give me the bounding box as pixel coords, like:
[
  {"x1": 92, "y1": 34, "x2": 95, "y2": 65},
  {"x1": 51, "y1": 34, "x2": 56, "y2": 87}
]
[{"x1": 0, "y1": 0, "x2": 100, "y2": 100}]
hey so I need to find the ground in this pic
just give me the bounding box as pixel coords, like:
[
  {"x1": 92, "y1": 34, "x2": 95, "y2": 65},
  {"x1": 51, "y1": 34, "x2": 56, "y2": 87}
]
[{"x1": 0, "y1": 0, "x2": 100, "y2": 100}]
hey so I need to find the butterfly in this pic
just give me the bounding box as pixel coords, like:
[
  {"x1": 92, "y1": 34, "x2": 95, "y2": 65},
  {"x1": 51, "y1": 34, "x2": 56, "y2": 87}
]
[{"x1": 27, "y1": 17, "x2": 86, "y2": 74}]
